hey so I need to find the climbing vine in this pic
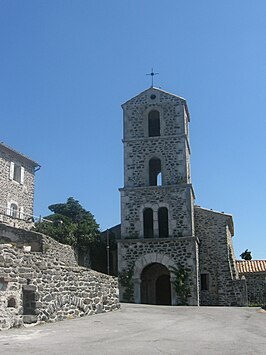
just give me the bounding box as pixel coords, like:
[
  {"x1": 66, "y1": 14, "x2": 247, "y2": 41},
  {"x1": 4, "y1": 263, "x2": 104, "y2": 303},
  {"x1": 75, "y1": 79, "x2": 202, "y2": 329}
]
[
  {"x1": 169, "y1": 264, "x2": 190, "y2": 305},
  {"x1": 118, "y1": 265, "x2": 134, "y2": 302}
]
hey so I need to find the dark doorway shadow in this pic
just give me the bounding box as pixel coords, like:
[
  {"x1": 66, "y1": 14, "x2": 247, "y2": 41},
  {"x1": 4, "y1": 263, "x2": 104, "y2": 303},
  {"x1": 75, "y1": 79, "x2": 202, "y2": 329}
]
[{"x1": 141, "y1": 263, "x2": 171, "y2": 305}]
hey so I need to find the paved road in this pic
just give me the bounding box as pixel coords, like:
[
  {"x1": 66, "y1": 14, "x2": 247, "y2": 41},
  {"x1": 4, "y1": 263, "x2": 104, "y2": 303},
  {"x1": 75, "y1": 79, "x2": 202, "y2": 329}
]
[{"x1": 0, "y1": 304, "x2": 265, "y2": 355}]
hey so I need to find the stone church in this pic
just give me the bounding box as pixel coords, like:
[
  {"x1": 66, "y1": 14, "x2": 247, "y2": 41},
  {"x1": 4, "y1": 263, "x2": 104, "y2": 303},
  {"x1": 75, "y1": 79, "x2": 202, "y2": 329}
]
[{"x1": 113, "y1": 86, "x2": 265, "y2": 306}]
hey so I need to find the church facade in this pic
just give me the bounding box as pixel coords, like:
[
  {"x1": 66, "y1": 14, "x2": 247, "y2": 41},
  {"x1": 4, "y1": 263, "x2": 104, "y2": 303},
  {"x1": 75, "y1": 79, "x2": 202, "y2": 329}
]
[{"x1": 117, "y1": 87, "x2": 248, "y2": 306}]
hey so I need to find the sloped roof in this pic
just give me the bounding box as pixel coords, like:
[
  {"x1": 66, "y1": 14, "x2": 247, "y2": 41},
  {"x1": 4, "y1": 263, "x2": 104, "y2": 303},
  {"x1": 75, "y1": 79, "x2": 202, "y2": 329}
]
[
  {"x1": 121, "y1": 86, "x2": 190, "y2": 121},
  {"x1": 194, "y1": 205, "x2": 234, "y2": 236},
  {"x1": 0, "y1": 142, "x2": 40, "y2": 168},
  {"x1": 236, "y1": 260, "x2": 266, "y2": 273},
  {"x1": 194, "y1": 205, "x2": 233, "y2": 218},
  {"x1": 100, "y1": 224, "x2": 121, "y2": 240},
  {"x1": 122, "y1": 87, "x2": 186, "y2": 105}
]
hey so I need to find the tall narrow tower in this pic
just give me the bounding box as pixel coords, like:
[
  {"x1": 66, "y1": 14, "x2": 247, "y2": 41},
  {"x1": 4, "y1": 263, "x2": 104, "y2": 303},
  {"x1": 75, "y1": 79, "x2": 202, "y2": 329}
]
[{"x1": 118, "y1": 87, "x2": 199, "y2": 305}]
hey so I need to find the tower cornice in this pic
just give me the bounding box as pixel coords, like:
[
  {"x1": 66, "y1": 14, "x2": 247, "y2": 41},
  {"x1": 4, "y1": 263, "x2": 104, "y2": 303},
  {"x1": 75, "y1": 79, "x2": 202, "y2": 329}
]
[{"x1": 122, "y1": 133, "x2": 189, "y2": 144}]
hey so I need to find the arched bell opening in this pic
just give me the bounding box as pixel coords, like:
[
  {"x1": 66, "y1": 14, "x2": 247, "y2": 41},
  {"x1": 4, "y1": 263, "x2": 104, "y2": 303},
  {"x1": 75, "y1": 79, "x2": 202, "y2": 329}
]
[
  {"x1": 148, "y1": 110, "x2": 160, "y2": 137},
  {"x1": 158, "y1": 207, "x2": 169, "y2": 238},
  {"x1": 140, "y1": 263, "x2": 171, "y2": 305},
  {"x1": 143, "y1": 208, "x2": 154, "y2": 238},
  {"x1": 149, "y1": 158, "x2": 162, "y2": 186}
]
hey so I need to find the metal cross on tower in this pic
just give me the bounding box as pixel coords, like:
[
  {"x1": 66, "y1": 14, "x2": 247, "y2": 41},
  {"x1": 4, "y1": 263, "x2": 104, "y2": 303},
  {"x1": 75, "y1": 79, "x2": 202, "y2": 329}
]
[{"x1": 146, "y1": 68, "x2": 159, "y2": 87}]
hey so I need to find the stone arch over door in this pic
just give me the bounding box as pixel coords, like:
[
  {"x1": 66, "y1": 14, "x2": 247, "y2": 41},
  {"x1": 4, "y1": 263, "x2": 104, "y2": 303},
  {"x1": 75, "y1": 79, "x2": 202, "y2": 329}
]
[{"x1": 133, "y1": 253, "x2": 176, "y2": 305}]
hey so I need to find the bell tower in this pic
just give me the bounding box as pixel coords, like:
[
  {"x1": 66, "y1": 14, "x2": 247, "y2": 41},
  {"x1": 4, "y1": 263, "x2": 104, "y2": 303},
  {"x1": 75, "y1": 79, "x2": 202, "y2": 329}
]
[{"x1": 118, "y1": 87, "x2": 199, "y2": 306}]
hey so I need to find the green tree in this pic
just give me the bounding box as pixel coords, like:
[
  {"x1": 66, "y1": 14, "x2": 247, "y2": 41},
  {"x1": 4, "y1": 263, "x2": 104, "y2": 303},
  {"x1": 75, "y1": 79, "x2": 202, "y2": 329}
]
[
  {"x1": 34, "y1": 197, "x2": 100, "y2": 251},
  {"x1": 240, "y1": 249, "x2": 252, "y2": 260}
]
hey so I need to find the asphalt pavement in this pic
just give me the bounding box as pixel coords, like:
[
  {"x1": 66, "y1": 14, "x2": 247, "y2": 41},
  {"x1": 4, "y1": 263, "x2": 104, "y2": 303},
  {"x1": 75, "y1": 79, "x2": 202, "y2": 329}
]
[{"x1": 0, "y1": 304, "x2": 265, "y2": 355}]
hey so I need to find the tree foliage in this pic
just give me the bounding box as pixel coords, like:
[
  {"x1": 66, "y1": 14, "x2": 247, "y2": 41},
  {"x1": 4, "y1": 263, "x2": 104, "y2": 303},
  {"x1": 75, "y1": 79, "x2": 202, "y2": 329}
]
[
  {"x1": 169, "y1": 264, "x2": 190, "y2": 305},
  {"x1": 34, "y1": 197, "x2": 99, "y2": 249},
  {"x1": 240, "y1": 249, "x2": 252, "y2": 261}
]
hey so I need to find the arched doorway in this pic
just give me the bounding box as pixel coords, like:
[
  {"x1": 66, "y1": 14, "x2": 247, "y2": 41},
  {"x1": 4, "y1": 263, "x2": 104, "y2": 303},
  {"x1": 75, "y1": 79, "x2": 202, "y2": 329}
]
[{"x1": 141, "y1": 263, "x2": 171, "y2": 305}]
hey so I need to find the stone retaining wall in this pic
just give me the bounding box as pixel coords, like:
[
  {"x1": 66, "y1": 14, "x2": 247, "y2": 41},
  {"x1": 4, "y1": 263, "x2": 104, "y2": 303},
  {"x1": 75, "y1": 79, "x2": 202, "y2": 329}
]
[
  {"x1": 240, "y1": 273, "x2": 266, "y2": 305},
  {"x1": 0, "y1": 223, "x2": 77, "y2": 265},
  {"x1": 0, "y1": 230, "x2": 119, "y2": 331}
]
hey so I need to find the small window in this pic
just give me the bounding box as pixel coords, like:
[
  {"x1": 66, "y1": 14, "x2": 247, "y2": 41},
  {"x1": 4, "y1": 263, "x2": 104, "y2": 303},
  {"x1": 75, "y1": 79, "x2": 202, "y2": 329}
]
[
  {"x1": 10, "y1": 203, "x2": 18, "y2": 218},
  {"x1": 14, "y1": 164, "x2": 21, "y2": 182},
  {"x1": 0, "y1": 278, "x2": 8, "y2": 291},
  {"x1": 7, "y1": 298, "x2": 16, "y2": 308},
  {"x1": 149, "y1": 158, "x2": 162, "y2": 186},
  {"x1": 19, "y1": 206, "x2": 24, "y2": 220},
  {"x1": 201, "y1": 273, "x2": 209, "y2": 291},
  {"x1": 10, "y1": 162, "x2": 24, "y2": 184},
  {"x1": 148, "y1": 110, "x2": 160, "y2": 137}
]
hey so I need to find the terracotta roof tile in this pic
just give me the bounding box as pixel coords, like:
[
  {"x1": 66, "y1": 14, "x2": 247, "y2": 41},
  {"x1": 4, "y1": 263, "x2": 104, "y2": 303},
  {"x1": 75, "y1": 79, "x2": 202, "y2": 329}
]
[{"x1": 236, "y1": 260, "x2": 266, "y2": 273}]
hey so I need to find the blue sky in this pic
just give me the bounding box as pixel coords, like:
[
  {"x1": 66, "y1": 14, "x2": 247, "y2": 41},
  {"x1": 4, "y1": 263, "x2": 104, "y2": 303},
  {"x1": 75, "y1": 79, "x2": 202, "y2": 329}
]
[{"x1": 0, "y1": 0, "x2": 265, "y2": 259}]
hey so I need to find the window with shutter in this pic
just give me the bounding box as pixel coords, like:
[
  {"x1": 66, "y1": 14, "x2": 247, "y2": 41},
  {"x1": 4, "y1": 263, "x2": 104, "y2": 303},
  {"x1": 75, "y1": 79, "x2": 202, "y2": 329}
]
[
  {"x1": 10, "y1": 162, "x2": 24, "y2": 184},
  {"x1": 20, "y1": 167, "x2": 24, "y2": 184},
  {"x1": 9, "y1": 162, "x2": 14, "y2": 180},
  {"x1": 19, "y1": 206, "x2": 24, "y2": 219},
  {"x1": 10, "y1": 203, "x2": 18, "y2": 218},
  {"x1": 13, "y1": 164, "x2": 21, "y2": 183},
  {"x1": 6, "y1": 202, "x2": 11, "y2": 216}
]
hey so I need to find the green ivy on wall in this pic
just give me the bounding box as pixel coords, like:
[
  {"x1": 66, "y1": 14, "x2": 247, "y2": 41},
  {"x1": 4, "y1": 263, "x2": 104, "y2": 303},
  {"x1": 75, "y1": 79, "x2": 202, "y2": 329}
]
[
  {"x1": 169, "y1": 264, "x2": 190, "y2": 305},
  {"x1": 118, "y1": 265, "x2": 134, "y2": 302}
]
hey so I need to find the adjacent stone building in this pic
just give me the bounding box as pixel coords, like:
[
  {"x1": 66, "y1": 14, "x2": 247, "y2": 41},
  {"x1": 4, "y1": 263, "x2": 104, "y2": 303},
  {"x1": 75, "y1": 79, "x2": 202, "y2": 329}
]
[
  {"x1": 237, "y1": 260, "x2": 266, "y2": 305},
  {"x1": 117, "y1": 87, "x2": 262, "y2": 306},
  {"x1": 0, "y1": 142, "x2": 40, "y2": 229}
]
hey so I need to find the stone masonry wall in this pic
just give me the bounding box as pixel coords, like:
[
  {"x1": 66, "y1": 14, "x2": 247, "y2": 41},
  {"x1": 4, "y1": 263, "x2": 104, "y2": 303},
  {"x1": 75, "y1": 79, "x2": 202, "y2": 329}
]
[
  {"x1": 120, "y1": 185, "x2": 194, "y2": 238},
  {"x1": 118, "y1": 237, "x2": 199, "y2": 305},
  {"x1": 124, "y1": 137, "x2": 190, "y2": 188},
  {"x1": 0, "y1": 215, "x2": 34, "y2": 230},
  {"x1": 239, "y1": 273, "x2": 266, "y2": 305},
  {"x1": 0, "y1": 146, "x2": 36, "y2": 229},
  {"x1": 194, "y1": 206, "x2": 247, "y2": 306},
  {"x1": 0, "y1": 223, "x2": 77, "y2": 265},
  {"x1": 123, "y1": 88, "x2": 188, "y2": 141},
  {"x1": 121, "y1": 87, "x2": 193, "y2": 241},
  {"x1": 121, "y1": 185, "x2": 193, "y2": 238},
  {"x1": 123, "y1": 89, "x2": 190, "y2": 189},
  {"x1": 0, "y1": 228, "x2": 119, "y2": 331}
]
